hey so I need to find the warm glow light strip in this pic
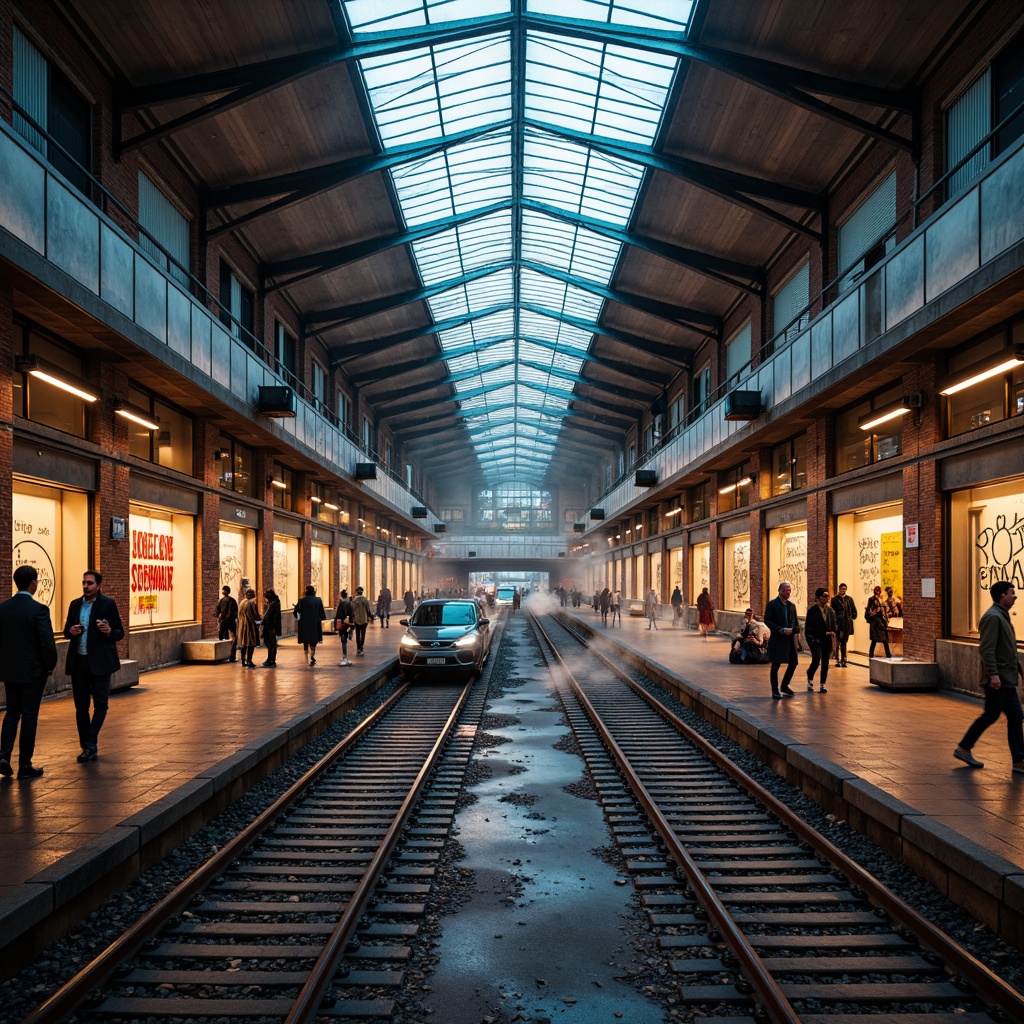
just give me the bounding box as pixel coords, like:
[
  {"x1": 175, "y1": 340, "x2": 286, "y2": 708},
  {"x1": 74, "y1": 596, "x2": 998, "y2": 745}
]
[
  {"x1": 324, "y1": 502, "x2": 340, "y2": 511},
  {"x1": 310, "y1": 495, "x2": 322, "y2": 503},
  {"x1": 858, "y1": 406, "x2": 911, "y2": 431},
  {"x1": 664, "y1": 507, "x2": 682, "y2": 517},
  {"x1": 939, "y1": 356, "x2": 1024, "y2": 396},
  {"x1": 115, "y1": 408, "x2": 160, "y2": 431},
  {"x1": 29, "y1": 369, "x2": 98, "y2": 402},
  {"x1": 270, "y1": 478, "x2": 288, "y2": 489}
]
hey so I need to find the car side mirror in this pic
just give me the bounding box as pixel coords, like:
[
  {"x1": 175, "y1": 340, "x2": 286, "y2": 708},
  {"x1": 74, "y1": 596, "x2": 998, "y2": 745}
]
[
  {"x1": 399, "y1": 619, "x2": 409, "y2": 626},
  {"x1": 478, "y1": 617, "x2": 489, "y2": 626}
]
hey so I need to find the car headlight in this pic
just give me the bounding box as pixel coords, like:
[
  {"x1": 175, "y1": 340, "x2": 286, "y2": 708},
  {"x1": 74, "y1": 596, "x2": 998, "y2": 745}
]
[
  {"x1": 400, "y1": 634, "x2": 420, "y2": 648},
  {"x1": 454, "y1": 633, "x2": 478, "y2": 648}
]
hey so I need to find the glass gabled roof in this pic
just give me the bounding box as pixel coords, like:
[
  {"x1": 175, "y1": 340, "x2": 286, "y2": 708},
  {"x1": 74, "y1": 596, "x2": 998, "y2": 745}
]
[{"x1": 340, "y1": 0, "x2": 695, "y2": 483}]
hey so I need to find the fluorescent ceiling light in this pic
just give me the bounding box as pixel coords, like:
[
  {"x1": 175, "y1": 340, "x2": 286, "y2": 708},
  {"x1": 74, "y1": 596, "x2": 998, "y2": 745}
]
[
  {"x1": 939, "y1": 353, "x2": 1024, "y2": 396},
  {"x1": 115, "y1": 407, "x2": 160, "y2": 431}
]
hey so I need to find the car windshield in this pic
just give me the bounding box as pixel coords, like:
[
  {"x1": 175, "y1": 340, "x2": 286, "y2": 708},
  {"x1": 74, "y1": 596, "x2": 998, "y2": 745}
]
[
  {"x1": 411, "y1": 603, "x2": 477, "y2": 627},
  {"x1": 496, "y1": 587, "x2": 515, "y2": 600}
]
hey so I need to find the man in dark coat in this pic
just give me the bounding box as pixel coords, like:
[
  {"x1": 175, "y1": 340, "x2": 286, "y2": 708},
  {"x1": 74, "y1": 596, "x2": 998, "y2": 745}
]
[
  {"x1": 764, "y1": 580, "x2": 800, "y2": 699},
  {"x1": 294, "y1": 585, "x2": 326, "y2": 667},
  {"x1": 63, "y1": 569, "x2": 124, "y2": 763},
  {"x1": 0, "y1": 565, "x2": 59, "y2": 779},
  {"x1": 216, "y1": 585, "x2": 238, "y2": 662},
  {"x1": 804, "y1": 587, "x2": 837, "y2": 693}
]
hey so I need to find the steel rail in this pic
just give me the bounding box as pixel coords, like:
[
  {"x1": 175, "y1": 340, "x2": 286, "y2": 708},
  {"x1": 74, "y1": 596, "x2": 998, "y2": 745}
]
[
  {"x1": 555, "y1": 612, "x2": 1024, "y2": 1021},
  {"x1": 20, "y1": 683, "x2": 411, "y2": 1024},
  {"x1": 285, "y1": 678, "x2": 474, "y2": 1024},
  {"x1": 529, "y1": 612, "x2": 801, "y2": 1024}
]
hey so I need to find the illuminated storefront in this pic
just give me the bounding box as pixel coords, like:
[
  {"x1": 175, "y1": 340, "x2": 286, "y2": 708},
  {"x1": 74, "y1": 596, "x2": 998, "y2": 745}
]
[
  {"x1": 219, "y1": 503, "x2": 258, "y2": 600},
  {"x1": 767, "y1": 523, "x2": 808, "y2": 611},
  {"x1": 722, "y1": 527, "x2": 752, "y2": 611},
  {"x1": 690, "y1": 537, "x2": 710, "y2": 605},
  {"x1": 311, "y1": 529, "x2": 333, "y2": 601},
  {"x1": 128, "y1": 504, "x2": 194, "y2": 626},
  {"x1": 273, "y1": 530, "x2": 301, "y2": 606}
]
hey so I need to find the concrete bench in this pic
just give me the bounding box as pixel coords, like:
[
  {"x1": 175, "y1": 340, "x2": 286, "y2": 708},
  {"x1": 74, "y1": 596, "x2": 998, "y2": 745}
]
[
  {"x1": 112, "y1": 660, "x2": 140, "y2": 692},
  {"x1": 628, "y1": 602, "x2": 646, "y2": 616},
  {"x1": 181, "y1": 640, "x2": 234, "y2": 663},
  {"x1": 869, "y1": 657, "x2": 939, "y2": 691}
]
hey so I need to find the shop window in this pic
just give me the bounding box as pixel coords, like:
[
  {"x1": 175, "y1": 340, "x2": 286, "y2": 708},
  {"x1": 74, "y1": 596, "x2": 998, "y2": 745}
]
[
  {"x1": 943, "y1": 325, "x2": 1024, "y2": 436},
  {"x1": 16, "y1": 329, "x2": 92, "y2": 438},
  {"x1": 771, "y1": 435, "x2": 807, "y2": 496},
  {"x1": 138, "y1": 173, "x2": 190, "y2": 286},
  {"x1": 725, "y1": 323, "x2": 751, "y2": 383},
  {"x1": 216, "y1": 435, "x2": 255, "y2": 497},
  {"x1": 946, "y1": 30, "x2": 1024, "y2": 198},
  {"x1": 275, "y1": 322, "x2": 296, "y2": 380},
  {"x1": 272, "y1": 534, "x2": 300, "y2": 606},
  {"x1": 690, "y1": 481, "x2": 710, "y2": 522},
  {"x1": 12, "y1": 479, "x2": 89, "y2": 631},
  {"x1": 311, "y1": 541, "x2": 331, "y2": 601},
  {"x1": 949, "y1": 478, "x2": 1024, "y2": 637},
  {"x1": 723, "y1": 534, "x2": 751, "y2": 611},
  {"x1": 835, "y1": 384, "x2": 906, "y2": 473},
  {"x1": 219, "y1": 524, "x2": 256, "y2": 597},
  {"x1": 271, "y1": 465, "x2": 294, "y2": 511},
  {"x1": 218, "y1": 260, "x2": 255, "y2": 346},
  {"x1": 772, "y1": 261, "x2": 810, "y2": 347},
  {"x1": 124, "y1": 383, "x2": 193, "y2": 475},
  {"x1": 718, "y1": 461, "x2": 753, "y2": 512},
  {"x1": 128, "y1": 504, "x2": 195, "y2": 626},
  {"x1": 13, "y1": 27, "x2": 92, "y2": 197}
]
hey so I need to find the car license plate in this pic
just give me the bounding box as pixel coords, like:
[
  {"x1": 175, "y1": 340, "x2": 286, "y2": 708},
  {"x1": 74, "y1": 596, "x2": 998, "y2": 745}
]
[{"x1": 426, "y1": 657, "x2": 447, "y2": 665}]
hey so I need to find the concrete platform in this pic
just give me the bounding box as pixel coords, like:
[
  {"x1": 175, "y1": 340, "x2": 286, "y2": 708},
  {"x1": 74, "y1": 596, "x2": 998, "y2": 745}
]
[
  {"x1": 559, "y1": 605, "x2": 1024, "y2": 949},
  {"x1": 0, "y1": 621, "x2": 401, "y2": 975}
]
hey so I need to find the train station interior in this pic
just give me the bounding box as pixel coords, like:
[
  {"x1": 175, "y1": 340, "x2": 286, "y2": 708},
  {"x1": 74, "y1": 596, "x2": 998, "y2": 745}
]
[{"x1": 3, "y1": 0, "x2": 1024, "y2": 1012}]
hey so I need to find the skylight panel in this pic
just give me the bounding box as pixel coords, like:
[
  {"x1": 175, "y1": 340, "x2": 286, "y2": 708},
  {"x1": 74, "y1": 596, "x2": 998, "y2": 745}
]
[
  {"x1": 413, "y1": 209, "x2": 513, "y2": 284},
  {"x1": 347, "y1": 0, "x2": 511, "y2": 32},
  {"x1": 526, "y1": 0, "x2": 693, "y2": 32}
]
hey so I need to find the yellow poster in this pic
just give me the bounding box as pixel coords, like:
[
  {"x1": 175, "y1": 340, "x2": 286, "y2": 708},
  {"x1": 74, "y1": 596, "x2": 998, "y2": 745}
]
[{"x1": 880, "y1": 531, "x2": 903, "y2": 598}]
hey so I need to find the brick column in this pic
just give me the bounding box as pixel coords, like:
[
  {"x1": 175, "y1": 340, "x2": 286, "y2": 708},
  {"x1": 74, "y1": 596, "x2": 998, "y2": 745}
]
[
  {"x1": 748, "y1": 506, "x2": 767, "y2": 613},
  {"x1": 201, "y1": 422, "x2": 223, "y2": 638}
]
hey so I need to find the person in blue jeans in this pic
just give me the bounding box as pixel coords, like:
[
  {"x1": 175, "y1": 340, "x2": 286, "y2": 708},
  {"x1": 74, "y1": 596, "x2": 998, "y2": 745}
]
[
  {"x1": 334, "y1": 589, "x2": 354, "y2": 666},
  {"x1": 954, "y1": 581, "x2": 1024, "y2": 775}
]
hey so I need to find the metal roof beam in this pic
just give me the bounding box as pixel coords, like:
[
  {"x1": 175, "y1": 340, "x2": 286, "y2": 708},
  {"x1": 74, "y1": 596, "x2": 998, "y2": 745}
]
[
  {"x1": 346, "y1": 339, "x2": 505, "y2": 384},
  {"x1": 528, "y1": 119, "x2": 823, "y2": 240},
  {"x1": 206, "y1": 122, "x2": 508, "y2": 237},
  {"x1": 265, "y1": 201, "x2": 513, "y2": 291},
  {"x1": 522, "y1": 304, "x2": 694, "y2": 367},
  {"x1": 305, "y1": 263, "x2": 512, "y2": 328},
  {"x1": 530, "y1": 13, "x2": 915, "y2": 152},
  {"x1": 520, "y1": 198, "x2": 763, "y2": 296},
  {"x1": 520, "y1": 334, "x2": 665, "y2": 385},
  {"x1": 373, "y1": 361, "x2": 515, "y2": 404},
  {"x1": 517, "y1": 380, "x2": 637, "y2": 418},
  {"x1": 521, "y1": 260, "x2": 720, "y2": 336}
]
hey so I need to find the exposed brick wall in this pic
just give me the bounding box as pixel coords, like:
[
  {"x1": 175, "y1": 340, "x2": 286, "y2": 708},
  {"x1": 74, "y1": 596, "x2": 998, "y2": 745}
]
[{"x1": 0, "y1": 282, "x2": 13, "y2": 589}]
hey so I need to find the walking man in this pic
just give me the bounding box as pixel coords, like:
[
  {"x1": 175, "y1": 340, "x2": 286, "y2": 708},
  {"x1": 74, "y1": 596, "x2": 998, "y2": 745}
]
[
  {"x1": 63, "y1": 570, "x2": 124, "y2": 763},
  {"x1": 0, "y1": 566, "x2": 58, "y2": 779},
  {"x1": 334, "y1": 589, "x2": 354, "y2": 666},
  {"x1": 830, "y1": 583, "x2": 857, "y2": 667},
  {"x1": 670, "y1": 586, "x2": 683, "y2": 627},
  {"x1": 765, "y1": 580, "x2": 800, "y2": 699},
  {"x1": 351, "y1": 586, "x2": 372, "y2": 656},
  {"x1": 804, "y1": 587, "x2": 836, "y2": 693},
  {"x1": 378, "y1": 583, "x2": 393, "y2": 628},
  {"x1": 954, "y1": 582, "x2": 1024, "y2": 774},
  {"x1": 216, "y1": 585, "x2": 238, "y2": 662},
  {"x1": 645, "y1": 588, "x2": 659, "y2": 630}
]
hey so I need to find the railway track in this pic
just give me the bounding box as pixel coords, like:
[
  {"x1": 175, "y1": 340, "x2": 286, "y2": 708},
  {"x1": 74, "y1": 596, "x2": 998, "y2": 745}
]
[
  {"x1": 531, "y1": 610, "x2": 1024, "y2": 1024},
  {"x1": 20, "y1": 677, "x2": 487, "y2": 1024}
]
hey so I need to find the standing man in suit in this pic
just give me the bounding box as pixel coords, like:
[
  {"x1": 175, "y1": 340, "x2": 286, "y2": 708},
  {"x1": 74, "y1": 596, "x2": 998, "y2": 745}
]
[
  {"x1": 765, "y1": 580, "x2": 801, "y2": 699},
  {"x1": 63, "y1": 570, "x2": 124, "y2": 763},
  {"x1": 0, "y1": 566, "x2": 59, "y2": 779}
]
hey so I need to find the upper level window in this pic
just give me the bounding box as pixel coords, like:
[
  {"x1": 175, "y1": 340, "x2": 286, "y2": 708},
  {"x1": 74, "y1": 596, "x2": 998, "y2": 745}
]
[
  {"x1": 626, "y1": 441, "x2": 636, "y2": 467},
  {"x1": 275, "y1": 322, "x2": 296, "y2": 379},
  {"x1": 337, "y1": 391, "x2": 351, "y2": 431},
  {"x1": 724, "y1": 324, "x2": 751, "y2": 384},
  {"x1": 669, "y1": 392, "x2": 685, "y2": 430},
  {"x1": 946, "y1": 31, "x2": 1024, "y2": 197},
  {"x1": 690, "y1": 481, "x2": 710, "y2": 522},
  {"x1": 643, "y1": 425, "x2": 654, "y2": 453},
  {"x1": 771, "y1": 435, "x2": 807, "y2": 496},
  {"x1": 384, "y1": 441, "x2": 394, "y2": 471},
  {"x1": 835, "y1": 383, "x2": 906, "y2": 473},
  {"x1": 219, "y1": 261, "x2": 254, "y2": 347},
  {"x1": 692, "y1": 364, "x2": 711, "y2": 416},
  {"x1": 138, "y1": 173, "x2": 189, "y2": 287},
  {"x1": 476, "y1": 486, "x2": 553, "y2": 532},
  {"x1": 361, "y1": 416, "x2": 374, "y2": 455},
  {"x1": 772, "y1": 261, "x2": 810, "y2": 347},
  {"x1": 311, "y1": 361, "x2": 326, "y2": 407},
  {"x1": 718, "y1": 461, "x2": 753, "y2": 512},
  {"x1": 837, "y1": 171, "x2": 896, "y2": 294},
  {"x1": 604, "y1": 463, "x2": 612, "y2": 489},
  {"x1": 13, "y1": 27, "x2": 92, "y2": 197},
  {"x1": 942, "y1": 322, "x2": 1024, "y2": 436},
  {"x1": 617, "y1": 449, "x2": 625, "y2": 476},
  {"x1": 405, "y1": 463, "x2": 413, "y2": 488},
  {"x1": 124, "y1": 383, "x2": 193, "y2": 475},
  {"x1": 215, "y1": 435, "x2": 255, "y2": 497},
  {"x1": 270, "y1": 465, "x2": 294, "y2": 511}
]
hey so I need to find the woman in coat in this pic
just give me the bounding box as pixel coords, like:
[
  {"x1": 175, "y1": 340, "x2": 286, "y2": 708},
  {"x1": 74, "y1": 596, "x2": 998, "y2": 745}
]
[
  {"x1": 865, "y1": 587, "x2": 892, "y2": 658},
  {"x1": 294, "y1": 584, "x2": 327, "y2": 667},
  {"x1": 236, "y1": 588, "x2": 261, "y2": 668},
  {"x1": 830, "y1": 583, "x2": 857, "y2": 668},
  {"x1": 696, "y1": 587, "x2": 716, "y2": 639},
  {"x1": 261, "y1": 590, "x2": 282, "y2": 667}
]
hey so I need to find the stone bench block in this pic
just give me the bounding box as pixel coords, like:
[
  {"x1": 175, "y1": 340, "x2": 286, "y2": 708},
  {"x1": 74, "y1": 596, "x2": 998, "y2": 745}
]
[
  {"x1": 868, "y1": 657, "x2": 939, "y2": 690},
  {"x1": 181, "y1": 639, "x2": 233, "y2": 663},
  {"x1": 112, "y1": 660, "x2": 139, "y2": 691}
]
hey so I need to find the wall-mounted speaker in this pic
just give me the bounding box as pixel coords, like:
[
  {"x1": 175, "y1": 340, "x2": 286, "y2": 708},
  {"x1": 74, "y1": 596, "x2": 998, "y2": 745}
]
[
  {"x1": 434, "y1": 522, "x2": 447, "y2": 533},
  {"x1": 589, "y1": 508, "x2": 605, "y2": 520},
  {"x1": 572, "y1": 523, "x2": 585, "y2": 533},
  {"x1": 412, "y1": 506, "x2": 428, "y2": 518}
]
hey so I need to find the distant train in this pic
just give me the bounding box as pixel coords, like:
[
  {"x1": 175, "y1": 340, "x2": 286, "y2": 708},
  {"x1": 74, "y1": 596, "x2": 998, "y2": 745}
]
[{"x1": 494, "y1": 581, "x2": 532, "y2": 605}]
